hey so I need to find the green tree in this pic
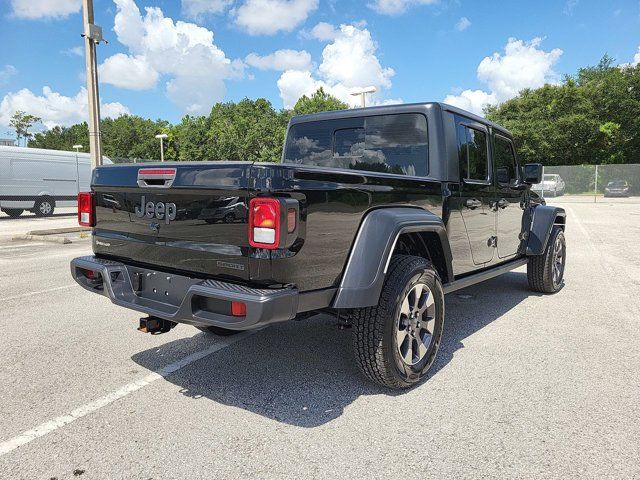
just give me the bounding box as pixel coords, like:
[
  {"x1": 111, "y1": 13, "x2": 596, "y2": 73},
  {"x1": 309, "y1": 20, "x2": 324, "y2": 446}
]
[
  {"x1": 9, "y1": 111, "x2": 42, "y2": 146},
  {"x1": 292, "y1": 88, "x2": 349, "y2": 116},
  {"x1": 31, "y1": 123, "x2": 89, "y2": 151},
  {"x1": 486, "y1": 56, "x2": 640, "y2": 166},
  {"x1": 205, "y1": 98, "x2": 289, "y2": 163}
]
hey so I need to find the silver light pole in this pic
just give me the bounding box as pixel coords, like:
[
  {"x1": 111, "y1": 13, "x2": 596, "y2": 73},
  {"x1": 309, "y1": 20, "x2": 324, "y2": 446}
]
[
  {"x1": 155, "y1": 134, "x2": 168, "y2": 162},
  {"x1": 73, "y1": 144, "x2": 83, "y2": 193},
  {"x1": 350, "y1": 86, "x2": 377, "y2": 108},
  {"x1": 81, "y1": 0, "x2": 105, "y2": 170}
]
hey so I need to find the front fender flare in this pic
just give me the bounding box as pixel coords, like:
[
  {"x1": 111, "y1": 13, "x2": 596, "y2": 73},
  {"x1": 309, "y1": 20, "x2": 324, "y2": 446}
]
[
  {"x1": 527, "y1": 205, "x2": 566, "y2": 255},
  {"x1": 332, "y1": 207, "x2": 452, "y2": 309}
]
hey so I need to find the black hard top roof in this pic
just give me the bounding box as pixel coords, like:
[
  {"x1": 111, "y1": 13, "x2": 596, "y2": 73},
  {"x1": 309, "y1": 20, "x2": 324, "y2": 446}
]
[{"x1": 289, "y1": 101, "x2": 512, "y2": 137}]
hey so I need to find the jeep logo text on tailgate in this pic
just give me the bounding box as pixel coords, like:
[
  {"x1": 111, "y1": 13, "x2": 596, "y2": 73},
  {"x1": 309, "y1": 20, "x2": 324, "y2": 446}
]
[{"x1": 135, "y1": 196, "x2": 177, "y2": 224}]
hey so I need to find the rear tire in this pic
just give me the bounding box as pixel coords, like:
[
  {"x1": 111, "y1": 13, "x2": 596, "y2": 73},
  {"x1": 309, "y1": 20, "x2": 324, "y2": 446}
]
[
  {"x1": 350, "y1": 255, "x2": 445, "y2": 389},
  {"x1": 34, "y1": 197, "x2": 55, "y2": 217},
  {"x1": 196, "y1": 325, "x2": 241, "y2": 336},
  {"x1": 528, "y1": 226, "x2": 566, "y2": 293},
  {"x1": 2, "y1": 208, "x2": 23, "y2": 218}
]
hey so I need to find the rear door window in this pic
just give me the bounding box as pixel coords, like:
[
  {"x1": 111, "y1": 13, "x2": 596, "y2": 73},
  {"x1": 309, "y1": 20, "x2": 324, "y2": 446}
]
[
  {"x1": 457, "y1": 124, "x2": 489, "y2": 182},
  {"x1": 284, "y1": 113, "x2": 428, "y2": 177}
]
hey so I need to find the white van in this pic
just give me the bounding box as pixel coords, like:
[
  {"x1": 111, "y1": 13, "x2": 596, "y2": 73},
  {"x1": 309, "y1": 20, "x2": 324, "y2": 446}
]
[{"x1": 0, "y1": 146, "x2": 111, "y2": 218}]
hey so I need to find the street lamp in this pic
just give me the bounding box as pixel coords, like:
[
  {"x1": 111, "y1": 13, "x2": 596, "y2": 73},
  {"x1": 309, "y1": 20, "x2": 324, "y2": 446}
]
[
  {"x1": 73, "y1": 144, "x2": 83, "y2": 193},
  {"x1": 350, "y1": 86, "x2": 377, "y2": 108},
  {"x1": 155, "y1": 134, "x2": 168, "y2": 162}
]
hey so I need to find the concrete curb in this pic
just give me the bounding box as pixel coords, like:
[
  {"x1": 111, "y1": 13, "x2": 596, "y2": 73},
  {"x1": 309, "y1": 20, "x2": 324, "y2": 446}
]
[
  {"x1": 27, "y1": 227, "x2": 89, "y2": 236},
  {"x1": 12, "y1": 234, "x2": 72, "y2": 245}
]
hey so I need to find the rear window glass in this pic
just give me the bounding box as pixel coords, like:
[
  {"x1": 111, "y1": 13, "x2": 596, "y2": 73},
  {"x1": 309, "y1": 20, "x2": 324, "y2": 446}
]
[{"x1": 284, "y1": 113, "x2": 428, "y2": 177}]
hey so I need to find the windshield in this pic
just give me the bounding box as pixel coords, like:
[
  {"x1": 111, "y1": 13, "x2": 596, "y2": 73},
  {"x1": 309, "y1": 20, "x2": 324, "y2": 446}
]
[{"x1": 608, "y1": 181, "x2": 627, "y2": 188}]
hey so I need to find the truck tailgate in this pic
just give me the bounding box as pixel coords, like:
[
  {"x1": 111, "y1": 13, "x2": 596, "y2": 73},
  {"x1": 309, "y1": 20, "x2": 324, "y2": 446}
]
[{"x1": 91, "y1": 162, "x2": 252, "y2": 282}]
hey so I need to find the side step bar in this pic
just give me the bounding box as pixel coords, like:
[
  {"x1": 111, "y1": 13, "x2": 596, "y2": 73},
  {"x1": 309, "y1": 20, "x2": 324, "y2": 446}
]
[{"x1": 443, "y1": 258, "x2": 528, "y2": 294}]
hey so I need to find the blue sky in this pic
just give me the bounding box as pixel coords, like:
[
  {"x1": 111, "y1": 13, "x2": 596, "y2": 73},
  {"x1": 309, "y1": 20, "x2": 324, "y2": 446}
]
[{"x1": 1, "y1": 0, "x2": 639, "y2": 133}]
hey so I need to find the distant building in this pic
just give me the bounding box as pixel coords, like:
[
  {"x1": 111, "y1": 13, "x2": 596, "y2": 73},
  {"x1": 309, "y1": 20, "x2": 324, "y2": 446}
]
[{"x1": 0, "y1": 138, "x2": 16, "y2": 147}]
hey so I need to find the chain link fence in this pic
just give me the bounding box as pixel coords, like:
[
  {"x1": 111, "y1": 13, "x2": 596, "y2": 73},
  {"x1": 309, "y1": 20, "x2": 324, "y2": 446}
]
[{"x1": 538, "y1": 164, "x2": 640, "y2": 203}]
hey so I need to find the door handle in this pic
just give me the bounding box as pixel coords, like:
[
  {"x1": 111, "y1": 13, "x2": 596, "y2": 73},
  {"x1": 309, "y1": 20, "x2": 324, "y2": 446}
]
[{"x1": 465, "y1": 199, "x2": 482, "y2": 209}]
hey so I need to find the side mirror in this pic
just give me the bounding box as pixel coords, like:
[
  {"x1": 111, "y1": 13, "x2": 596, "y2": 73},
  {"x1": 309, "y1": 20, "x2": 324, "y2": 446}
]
[{"x1": 523, "y1": 163, "x2": 543, "y2": 185}]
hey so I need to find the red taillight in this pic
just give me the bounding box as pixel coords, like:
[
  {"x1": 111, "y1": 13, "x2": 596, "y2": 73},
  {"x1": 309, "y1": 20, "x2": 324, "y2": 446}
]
[
  {"x1": 78, "y1": 192, "x2": 95, "y2": 227},
  {"x1": 231, "y1": 301, "x2": 247, "y2": 317},
  {"x1": 249, "y1": 198, "x2": 280, "y2": 249}
]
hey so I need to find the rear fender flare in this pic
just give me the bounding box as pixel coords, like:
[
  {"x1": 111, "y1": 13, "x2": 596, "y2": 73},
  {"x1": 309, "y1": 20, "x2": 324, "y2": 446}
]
[
  {"x1": 332, "y1": 207, "x2": 452, "y2": 309},
  {"x1": 526, "y1": 205, "x2": 566, "y2": 255}
]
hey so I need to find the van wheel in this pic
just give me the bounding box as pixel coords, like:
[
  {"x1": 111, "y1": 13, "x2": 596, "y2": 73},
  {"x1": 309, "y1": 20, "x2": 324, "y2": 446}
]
[
  {"x1": 2, "y1": 208, "x2": 23, "y2": 218},
  {"x1": 34, "y1": 197, "x2": 55, "y2": 217},
  {"x1": 350, "y1": 255, "x2": 445, "y2": 389},
  {"x1": 195, "y1": 326, "x2": 240, "y2": 336}
]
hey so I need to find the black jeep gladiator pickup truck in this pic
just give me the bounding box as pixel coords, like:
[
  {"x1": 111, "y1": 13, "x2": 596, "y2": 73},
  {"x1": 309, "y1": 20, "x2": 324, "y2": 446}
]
[{"x1": 71, "y1": 103, "x2": 566, "y2": 389}]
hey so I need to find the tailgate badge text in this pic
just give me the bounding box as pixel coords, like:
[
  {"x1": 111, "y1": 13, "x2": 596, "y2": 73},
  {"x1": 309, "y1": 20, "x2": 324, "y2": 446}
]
[{"x1": 135, "y1": 196, "x2": 177, "y2": 225}]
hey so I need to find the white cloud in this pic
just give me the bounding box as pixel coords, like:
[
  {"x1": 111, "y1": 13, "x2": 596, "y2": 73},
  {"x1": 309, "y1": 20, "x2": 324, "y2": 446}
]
[
  {"x1": 302, "y1": 22, "x2": 339, "y2": 41},
  {"x1": 62, "y1": 46, "x2": 84, "y2": 57},
  {"x1": 563, "y1": 0, "x2": 579, "y2": 15},
  {"x1": 233, "y1": 0, "x2": 318, "y2": 35},
  {"x1": 0, "y1": 87, "x2": 129, "y2": 129},
  {"x1": 10, "y1": 0, "x2": 81, "y2": 19},
  {"x1": 444, "y1": 37, "x2": 563, "y2": 115},
  {"x1": 0, "y1": 65, "x2": 18, "y2": 86},
  {"x1": 277, "y1": 23, "x2": 396, "y2": 108},
  {"x1": 443, "y1": 89, "x2": 497, "y2": 115},
  {"x1": 455, "y1": 17, "x2": 471, "y2": 31},
  {"x1": 319, "y1": 25, "x2": 394, "y2": 90},
  {"x1": 182, "y1": 0, "x2": 232, "y2": 18},
  {"x1": 245, "y1": 50, "x2": 312, "y2": 71},
  {"x1": 99, "y1": 54, "x2": 159, "y2": 90},
  {"x1": 477, "y1": 37, "x2": 562, "y2": 100},
  {"x1": 633, "y1": 46, "x2": 640, "y2": 66},
  {"x1": 100, "y1": 0, "x2": 243, "y2": 115},
  {"x1": 368, "y1": 0, "x2": 437, "y2": 16}
]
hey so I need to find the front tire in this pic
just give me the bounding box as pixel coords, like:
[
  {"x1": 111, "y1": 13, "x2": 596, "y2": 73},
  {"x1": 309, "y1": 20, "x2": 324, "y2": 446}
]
[
  {"x1": 2, "y1": 208, "x2": 23, "y2": 218},
  {"x1": 528, "y1": 226, "x2": 566, "y2": 293},
  {"x1": 351, "y1": 255, "x2": 445, "y2": 389}
]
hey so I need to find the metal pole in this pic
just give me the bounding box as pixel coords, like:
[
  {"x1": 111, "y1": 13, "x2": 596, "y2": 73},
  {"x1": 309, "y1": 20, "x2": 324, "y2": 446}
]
[
  {"x1": 594, "y1": 164, "x2": 598, "y2": 203},
  {"x1": 360, "y1": 93, "x2": 366, "y2": 108},
  {"x1": 160, "y1": 137, "x2": 165, "y2": 162},
  {"x1": 82, "y1": 0, "x2": 103, "y2": 169}
]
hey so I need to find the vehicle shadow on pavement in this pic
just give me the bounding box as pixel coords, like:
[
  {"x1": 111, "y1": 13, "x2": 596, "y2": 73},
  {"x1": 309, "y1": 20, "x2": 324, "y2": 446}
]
[
  {"x1": 0, "y1": 212, "x2": 75, "y2": 221},
  {"x1": 131, "y1": 271, "x2": 537, "y2": 428}
]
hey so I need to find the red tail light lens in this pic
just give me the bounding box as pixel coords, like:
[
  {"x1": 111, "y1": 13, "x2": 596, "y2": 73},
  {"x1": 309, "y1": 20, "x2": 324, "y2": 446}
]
[
  {"x1": 231, "y1": 301, "x2": 247, "y2": 317},
  {"x1": 249, "y1": 198, "x2": 280, "y2": 249},
  {"x1": 78, "y1": 192, "x2": 95, "y2": 227}
]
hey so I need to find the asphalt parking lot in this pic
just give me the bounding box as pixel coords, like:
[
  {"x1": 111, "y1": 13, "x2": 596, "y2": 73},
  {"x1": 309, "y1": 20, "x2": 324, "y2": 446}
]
[{"x1": 1, "y1": 200, "x2": 639, "y2": 479}]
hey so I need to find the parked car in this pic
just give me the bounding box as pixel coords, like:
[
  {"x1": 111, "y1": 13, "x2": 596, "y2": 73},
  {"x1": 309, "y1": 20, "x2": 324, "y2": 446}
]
[
  {"x1": 532, "y1": 174, "x2": 565, "y2": 197},
  {"x1": 0, "y1": 145, "x2": 111, "y2": 218},
  {"x1": 71, "y1": 103, "x2": 566, "y2": 389},
  {"x1": 604, "y1": 180, "x2": 630, "y2": 197}
]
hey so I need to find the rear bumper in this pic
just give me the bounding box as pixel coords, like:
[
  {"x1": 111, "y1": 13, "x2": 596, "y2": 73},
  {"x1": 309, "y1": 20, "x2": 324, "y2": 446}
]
[{"x1": 70, "y1": 256, "x2": 299, "y2": 330}]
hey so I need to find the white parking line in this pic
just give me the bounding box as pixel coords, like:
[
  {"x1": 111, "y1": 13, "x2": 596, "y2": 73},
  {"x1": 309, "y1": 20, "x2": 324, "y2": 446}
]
[
  {"x1": 0, "y1": 331, "x2": 254, "y2": 457},
  {"x1": 0, "y1": 285, "x2": 77, "y2": 303}
]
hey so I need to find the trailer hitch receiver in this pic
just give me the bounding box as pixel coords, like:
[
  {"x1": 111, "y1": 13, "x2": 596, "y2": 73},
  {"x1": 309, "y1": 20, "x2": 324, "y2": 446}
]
[{"x1": 138, "y1": 316, "x2": 177, "y2": 335}]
